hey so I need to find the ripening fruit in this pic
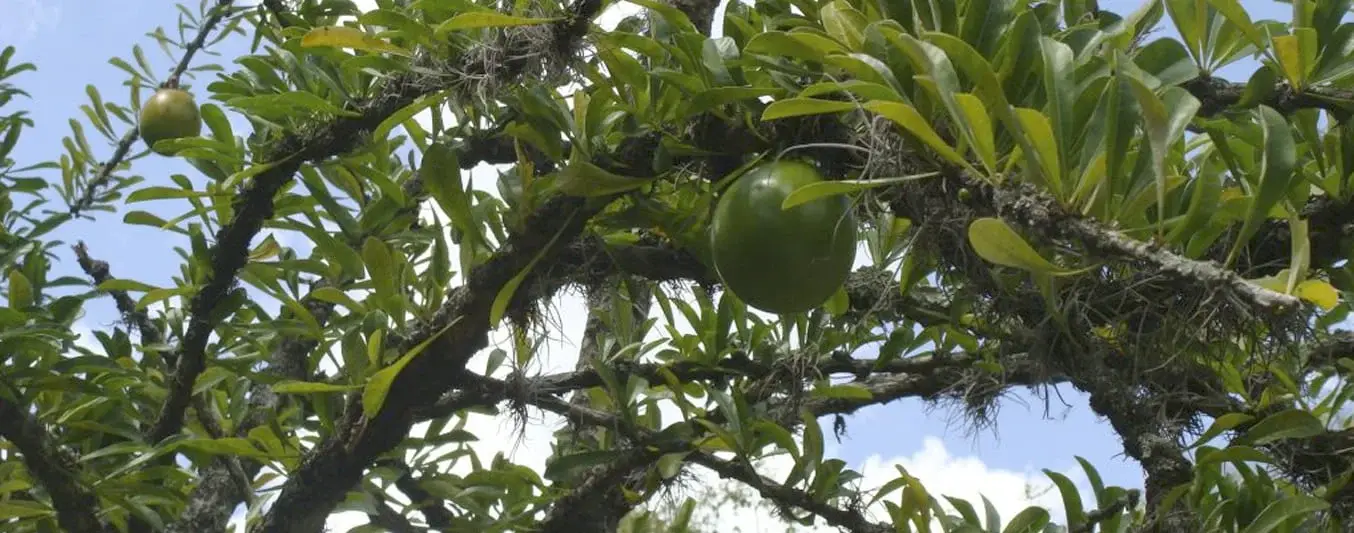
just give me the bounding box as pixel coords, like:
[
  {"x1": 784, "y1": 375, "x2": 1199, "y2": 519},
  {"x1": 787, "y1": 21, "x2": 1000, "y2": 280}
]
[
  {"x1": 139, "y1": 88, "x2": 202, "y2": 154},
  {"x1": 708, "y1": 159, "x2": 857, "y2": 314}
]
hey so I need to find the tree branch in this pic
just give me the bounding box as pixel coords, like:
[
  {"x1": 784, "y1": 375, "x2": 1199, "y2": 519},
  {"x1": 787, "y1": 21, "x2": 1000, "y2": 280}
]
[
  {"x1": 541, "y1": 281, "x2": 660, "y2": 531},
  {"x1": 987, "y1": 184, "x2": 1300, "y2": 313},
  {"x1": 0, "y1": 393, "x2": 105, "y2": 533},
  {"x1": 373, "y1": 460, "x2": 454, "y2": 530},
  {"x1": 1183, "y1": 75, "x2": 1354, "y2": 120},
  {"x1": 689, "y1": 453, "x2": 892, "y2": 533},
  {"x1": 166, "y1": 280, "x2": 337, "y2": 532}
]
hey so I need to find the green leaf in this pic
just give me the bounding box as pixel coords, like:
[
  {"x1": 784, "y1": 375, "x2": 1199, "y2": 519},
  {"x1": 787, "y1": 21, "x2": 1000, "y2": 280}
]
[
  {"x1": 1196, "y1": 445, "x2": 1272, "y2": 465},
  {"x1": 1013, "y1": 107, "x2": 1062, "y2": 195},
  {"x1": 1236, "y1": 66, "x2": 1278, "y2": 109},
  {"x1": 1242, "y1": 409, "x2": 1326, "y2": 445},
  {"x1": 299, "y1": 26, "x2": 412, "y2": 56},
  {"x1": 743, "y1": 31, "x2": 847, "y2": 62},
  {"x1": 1123, "y1": 78, "x2": 1171, "y2": 231},
  {"x1": 545, "y1": 450, "x2": 628, "y2": 481},
  {"x1": 310, "y1": 286, "x2": 366, "y2": 313},
  {"x1": 176, "y1": 437, "x2": 272, "y2": 460},
  {"x1": 1193, "y1": 412, "x2": 1255, "y2": 448},
  {"x1": 760, "y1": 98, "x2": 858, "y2": 120},
  {"x1": 7, "y1": 270, "x2": 32, "y2": 308},
  {"x1": 781, "y1": 172, "x2": 938, "y2": 210},
  {"x1": 1205, "y1": 0, "x2": 1269, "y2": 50},
  {"x1": 967, "y1": 218, "x2": 1072, "y2": 275},
  {"x1": 372, "y1": 89, "x2": 450, "y2": 143},
  {"x1": 810, "y1": 383, "x2": 873, "y2": 400},
  {"x1": 1133, "y1": 38, "x2": 1200, "y2": 87},
  {"x1": 361, "y1": 237, "x2": 398, "y2": 312},
  {"x1": 954, "y1": 94, "x2": 996, "y2": 173},
  {"x1": 200, "y1": 103, "x2": 233, "y2": 144},
  {"x1": 1239, "y1": 496, "x2": 1330, "y2": 533},
  {"x1": 0, "y1": 500, "x2": 53, "y2": 519},
  {"x1": 799, "y1": 80, "x2": 901, "y2": 102},
  {"x1": 1226, "y1": 106, "x2": 1298, "y2": 266},
  {"x1": 688, "y1": 87, "x2": 784, "y2": 116},
  {"x1": 864, "y1": 101, "x2": 976, "y2": 174},
  {"x1": 624, "y1": 0, "x2": 698, "y2": 34},
  {"x1": 1001, "y1": 506, "x2": 1050, "y2": 533},
  {"x1": 362, "y1": 318, "x2": 460, "y2": 418},
  {"x1": 555, "y1": 159, "x2": 655, "y2": 196},
  {"x1": 489, "y1": 211, "x2": 577, "y2": 327},
  {"x1": 820, "y1": 0, "x2": 868, "y2": 50},
  {"x1": 96, "y1": 277, "x2": 158, "y2": 293},
  {"x1": 1039, "y1": 37, "x2": 1075, "y2": 180},
  {"x1": 436, "y1": 12, "x2": 560, "y2": 33},
  {"x1": 228, "y1": 92, "x2": 360, "y2": 119},
  {"x1": 1043, "y1": 470, "x2": 1085, "y2": 528},
  {"x1": 422, "y1": 143, "x2": 484, "y2": 251},
  {"x1": 272, "y1": 380, "x2": 362, "y2": 394}
]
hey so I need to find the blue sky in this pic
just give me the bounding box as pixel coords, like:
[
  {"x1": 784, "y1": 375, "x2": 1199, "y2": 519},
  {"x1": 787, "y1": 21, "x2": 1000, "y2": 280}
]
[{"x1": 1, "y1": 0, "x2": 1312, "y2": 527}]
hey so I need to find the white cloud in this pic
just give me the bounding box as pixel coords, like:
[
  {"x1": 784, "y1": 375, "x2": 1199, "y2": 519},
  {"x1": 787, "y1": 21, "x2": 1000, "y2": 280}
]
[{"x1": 0, "y1": 0, "x2": 60, "y2": 44}]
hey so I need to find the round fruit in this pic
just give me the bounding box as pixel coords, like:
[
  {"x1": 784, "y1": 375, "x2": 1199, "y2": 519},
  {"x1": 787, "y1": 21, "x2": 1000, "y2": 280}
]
[
  {"x1": 708, "y1": 159, "x2": 857, "y2": 314},
  {"x1": 139, "y1": 88, "x2": 202, "y2": 154}
]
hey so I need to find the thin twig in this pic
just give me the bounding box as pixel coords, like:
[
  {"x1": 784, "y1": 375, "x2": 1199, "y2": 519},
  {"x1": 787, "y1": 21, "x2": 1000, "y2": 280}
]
[{"x1": 70, "y1": 0, "x2": 237, "y2": 217}]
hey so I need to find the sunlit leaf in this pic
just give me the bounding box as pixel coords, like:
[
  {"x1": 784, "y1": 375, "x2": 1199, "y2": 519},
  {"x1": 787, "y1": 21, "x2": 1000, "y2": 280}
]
[
  {"x1": 300, "y1": 26, "x2": 411, "y2": 56},
  {"x1": 967, "y1": 218, "x2": 1072, "y2": 275}
]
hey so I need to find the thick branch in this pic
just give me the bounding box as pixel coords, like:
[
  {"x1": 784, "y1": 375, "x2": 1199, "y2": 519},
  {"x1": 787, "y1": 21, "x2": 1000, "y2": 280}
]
[
  {"x1": 1183, "y1": 75, "x2": 1354, "y2": 120},
  {"x1": 0, "y1": 395, "x2": 105, "y2": 533},
  {"x1": 252, "y1": 193, "x2": 610, "y2": 530},
  {"x1": 989, "y1": 184, "x2": 1300, "y2": 313},
  {"x1": 1080, "y1": 383, "x2": 1193, "y2": 532},
  {"x1": 166, "y1": 280, "x2": 336, "y2": 532}
]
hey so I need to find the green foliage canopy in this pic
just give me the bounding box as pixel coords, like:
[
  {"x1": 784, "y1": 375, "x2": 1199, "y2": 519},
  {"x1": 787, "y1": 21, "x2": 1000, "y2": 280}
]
[{"x1": 0, "y1": 0, "x2": 1353, "y2": 532}]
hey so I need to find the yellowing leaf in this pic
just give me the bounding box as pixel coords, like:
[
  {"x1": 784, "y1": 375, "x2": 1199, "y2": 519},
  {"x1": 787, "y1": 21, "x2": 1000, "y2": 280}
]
[
  {"x1": 967, "y1": 218, "x2": 1072, "y2": 275},
  {"x1": 300, "y1": 26, "x2": 411, "y2": 56},
  {"x1": 1296, "y1": 279, "x2": 1339, "y2": 310},
  {"x1": 436, "y1": 12, "x2": 560, "y2": 33},
  {"x1": 7, "y1": 270, "x2": 32, "y2": 309}
]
